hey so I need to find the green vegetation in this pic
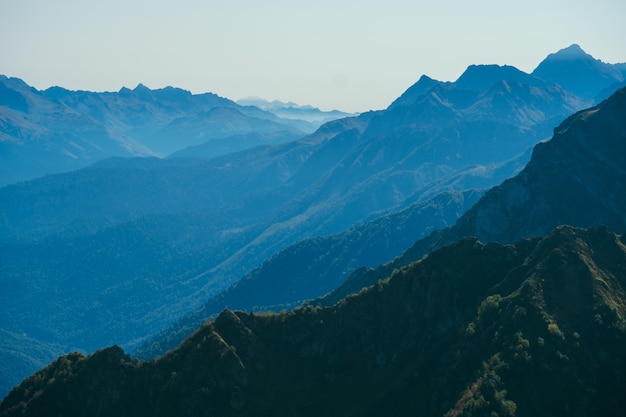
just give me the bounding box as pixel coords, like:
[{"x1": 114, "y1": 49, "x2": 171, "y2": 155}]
[{"x1": 2, "y1": 225, "x2": 626, "y2": 416}]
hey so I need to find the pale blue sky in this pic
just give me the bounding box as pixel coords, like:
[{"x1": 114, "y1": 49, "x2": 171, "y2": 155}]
[{"x1": 1, "y1": 0, "x2": 625, "y2": 112}]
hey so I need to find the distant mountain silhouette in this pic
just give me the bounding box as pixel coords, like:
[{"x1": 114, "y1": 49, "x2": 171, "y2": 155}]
[
  {"x1": 388, "y1": 74, "x2": 446, "y2": 108},
  {"x1": 454, "y1": 64, "x2": 547, "y2": 91},
  {"x1": 0, "y1": 76, "x2": 153, "y2": 186},
  {"x1": 2, "y1": 225, "x2": 625, "y2": 416},
  {"x1": 0, "y1": 77, "x2": 308, "y2": 186},
  {"x1": 134, "y1": 189, "x2": 483, "y2": 359},
  {"x1": 532, "y1": 44, "x2": 626, "y2": 100},
  {"x1": 236, "y1": 97, "x2": 357, "y2": 126}
]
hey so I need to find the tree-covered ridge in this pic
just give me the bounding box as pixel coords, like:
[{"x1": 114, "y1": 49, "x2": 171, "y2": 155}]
[{"x1": 2, "y1": 225, "x2": 626, "y2": 417}]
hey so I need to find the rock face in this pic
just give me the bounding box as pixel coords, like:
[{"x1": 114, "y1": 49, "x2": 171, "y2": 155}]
[
  {"x1": 454, "y1": 85, "x2": 626, "y2": 243},
  {"x1": 319, "y1": 86, "x2": 626, "y2": 306},
  {"x1": 2, "y1": 225, "x2": 626, "y2": 417}
]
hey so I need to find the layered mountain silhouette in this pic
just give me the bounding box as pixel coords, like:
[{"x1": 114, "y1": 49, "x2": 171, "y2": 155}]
[
  {"x1": 138, "y1": 84, "x2": 626, "y2": 359},
  {"x1": 5, "y1": 78, "x2": 626, "y2": 408},
  {"x1": 322, "y1": 85, "x2": 626, "y2": 306},
  {"x1": 135, "y1": 189, "x2": 483, "y2": 359},
  {"x1": 0, "y1": 78, "x2": 311, "y2": 186},
  {"x1": 532, "y1": 43, "x2": 626, "y2": 100},
  {"x1": 236, "y1": 97, "x2": 357, "y2": 125},
  {"x1": 2, "y1": 225, "x2": 625, "y2": 416},
  {"x1": 134, "y1": 59, "x2": 626, "y2": 357},
  {"x1": 1, "y1": 45, "x2": 624, "y2": 396}
]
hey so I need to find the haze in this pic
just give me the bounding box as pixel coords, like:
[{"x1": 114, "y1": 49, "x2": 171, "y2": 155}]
[{"x1": 1, "y1": 0, "x2": 625, "y2": 113}]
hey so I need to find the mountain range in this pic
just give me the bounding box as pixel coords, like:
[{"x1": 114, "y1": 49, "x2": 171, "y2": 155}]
[
  {"x1": 135, "y1": 188, "x2": 483, "y2": 359},
  {"x1": 136, "y1": 83, "x2": 626, "y2": 359},
  {"x1": 0, "y1": 78, "x2": 318, "y2": 186},
  {"x1": 133, "y1": 47, "x2": 626, "y2": 358},
  {"x1": 236, "y1": 97, "x2": 357, "y2": 124},
  {"x1": 1, "y1": 44, "x2": 625, "y2": 398},
  {"x1": 3, "y1": 223, "x2": 625, "y2": 416},
  {"x1": 320, "y1": 84, "x2": 626, "y2": 307}
]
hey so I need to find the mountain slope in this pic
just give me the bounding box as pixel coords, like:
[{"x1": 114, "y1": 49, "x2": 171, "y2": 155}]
[
  {"x1": 322, "y1": 85, "x2": 626, "y2": 306},
  {"x1": 134, "y1": 189, "x2": 482, "y2": 359},
  {"x1": 0, "y1": 116, "x2": 375, "y2": 363},
  {"x1": 453, "y1": 87, "x2": 626, "y2": 242},
  {"x1": 454, "y1": 64, "x2": 546, "y2": 91},
  {"x1": 0, "y1": 330, "x2": 69, "y2": 397},
  {"x1": 532, "y1": 44, "x2": 626, "y2": 100},
  {"x1": 2, "y1": 225, "x2": 625, "y2": 416},
  {"x1": 167, "y1": 130, "x2": 304, "y2": 160}
]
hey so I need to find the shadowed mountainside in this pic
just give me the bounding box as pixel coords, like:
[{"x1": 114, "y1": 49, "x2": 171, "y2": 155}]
[
  {"x1": 321, "y1": 85, "x2": 626, "y2": 306},
  {"x1": 532, "y1": 43, "x2": 626, "y2": 100},
  {"x1": 2, "y1": 225, "x2": 626, "y2": 417}
]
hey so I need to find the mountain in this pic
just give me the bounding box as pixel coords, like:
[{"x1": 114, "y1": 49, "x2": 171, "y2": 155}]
[
  {"x1": 236, "y1": 97, "x2": 357, "y2": 126},
  {"x1": 428, "y1": 85, "x2": 626, "y2": 252},
  {"x1": 0, "y1": 115, "x2": 375, "y2": 364},
  {"x1": 532, "y1": 44, "x2": 626, "y2": 100},
  {"x1": 2, "y1": 225, "x2": 626, "y2": 416},
  {"x1": 0, "y1": 77, "x2": 308, "y2": 186},
  {"x1": 137, "y1": 142, "x2": 533, "y2": 360},
  {"x1": 0, "y1": 76, "x2": 154, "y2": 187},
  {"x1": 321, "y1": 86, "x2": 626, "y2": 306},
  {"x1": 134, "y1": 189, "x2": 483, "y2": 359},
  {"x1": 167, "y1": 130, "x2": 304, "y2": 160},
  {"x1": 454, "y1": 64, "x2": 547, "y2": 92},
  {"x1": 0, "y1": 330, "x2": 70, "y2": 397},
  {"x1": 1, "y1": 46, "x2": 623, "y2": 394},
  {"x1": 388, "y1": 74, "x2": 447, "y2": 108}
]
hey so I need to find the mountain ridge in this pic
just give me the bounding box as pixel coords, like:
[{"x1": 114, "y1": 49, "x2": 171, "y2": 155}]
[
  {"x1": 0, "y1": 77, "x2": 311, "y2": 186},
  {"x1": 320, "y1": 86, "x2": 626, "y2": 306},
  {"x1": 532, "y1": 43, "x2": 626, "y2": 100},
  {"x1": 134, "y1": 188, "x2": 483, "y2": 359},
  {"x1": 2, "y1": 225, "x2": 626, "y2": 416},
  {"x1": 236, "y1": 96, "x2": 357, "y2": 125}
]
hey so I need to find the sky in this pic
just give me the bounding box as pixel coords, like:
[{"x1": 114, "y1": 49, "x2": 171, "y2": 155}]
[{"x1": 1, "y1": 0, "x2": 625, "y2": 113}]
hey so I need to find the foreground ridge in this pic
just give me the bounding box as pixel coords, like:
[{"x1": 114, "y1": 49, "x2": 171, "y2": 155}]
[{"x1": 2, "y1": 225, "x2": 626, "y2": 417}]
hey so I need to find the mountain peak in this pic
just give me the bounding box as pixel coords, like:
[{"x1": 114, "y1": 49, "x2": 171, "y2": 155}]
[
  {"x1": 133, "y1": 83, "x2": 150, "y2": 91},
  {"x1": 546, "y1": 43, "x2": 590, "y2": 61},
  {"x1": 453, "y1": 64, "x2": 542, "y2": 92},
  {"x1": 388, "y1": 74, "x2": 444, "y2": 108},
  {"x1": 531, "y1": 44, "x2": 625, "y2": 99}
]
